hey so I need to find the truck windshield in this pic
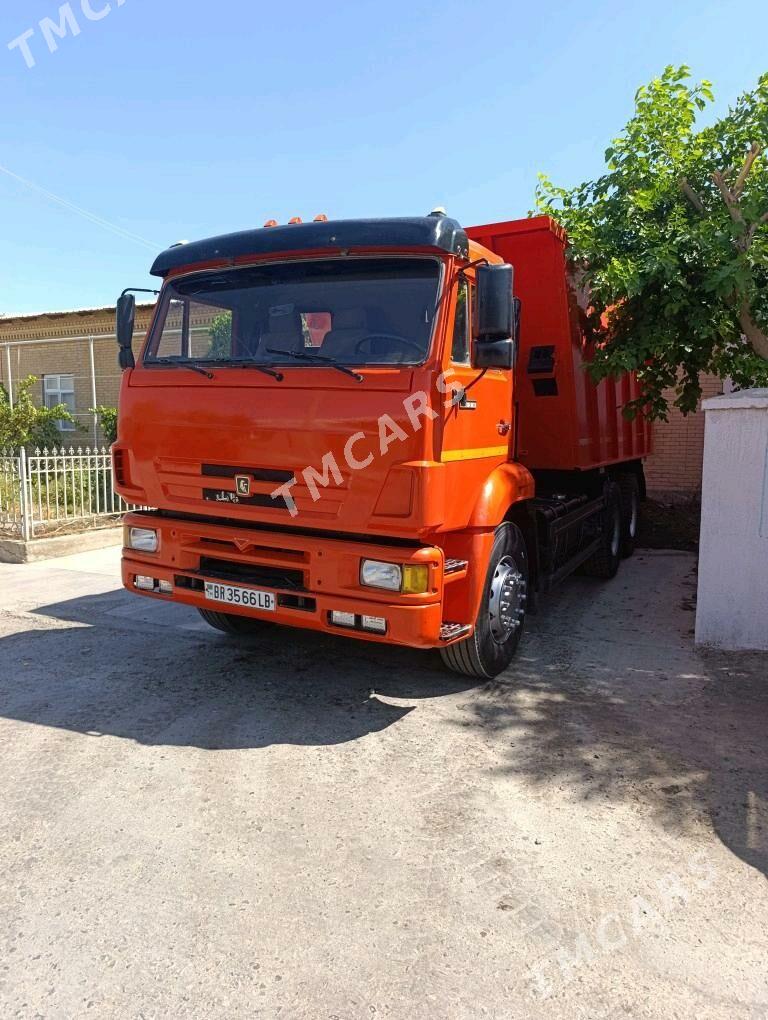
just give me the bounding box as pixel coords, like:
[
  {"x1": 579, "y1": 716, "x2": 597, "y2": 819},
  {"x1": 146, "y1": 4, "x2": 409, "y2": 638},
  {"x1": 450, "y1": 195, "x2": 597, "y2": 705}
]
[{"x1": 144, "y1": 257, "x2": 441, "y2": 368}]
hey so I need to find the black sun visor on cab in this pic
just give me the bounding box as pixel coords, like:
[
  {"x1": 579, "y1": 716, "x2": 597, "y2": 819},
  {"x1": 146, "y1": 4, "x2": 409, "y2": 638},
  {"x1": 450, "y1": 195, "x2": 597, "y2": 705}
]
[{"x1": 150, "y1": 216, "x2": 470, "y2": 277}]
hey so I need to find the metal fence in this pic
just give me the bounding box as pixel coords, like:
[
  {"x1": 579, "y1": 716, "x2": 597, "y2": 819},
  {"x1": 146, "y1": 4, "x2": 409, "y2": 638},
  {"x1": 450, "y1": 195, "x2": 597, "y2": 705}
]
[{"x1": 0, "y1": 446, "x2": 139, "y2": 540}]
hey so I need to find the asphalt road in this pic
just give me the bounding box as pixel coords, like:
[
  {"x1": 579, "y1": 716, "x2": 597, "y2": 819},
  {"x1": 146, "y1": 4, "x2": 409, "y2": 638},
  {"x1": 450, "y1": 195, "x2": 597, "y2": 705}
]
[{"x1": 0, "y1": 546, "x2": 766, "y2": 1019}]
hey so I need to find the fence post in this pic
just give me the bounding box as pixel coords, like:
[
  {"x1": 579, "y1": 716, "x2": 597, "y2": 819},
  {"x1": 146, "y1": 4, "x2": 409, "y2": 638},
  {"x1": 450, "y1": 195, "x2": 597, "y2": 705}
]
[{"x1": 19, "y1": 447, "x2": 32, "y2": 541}]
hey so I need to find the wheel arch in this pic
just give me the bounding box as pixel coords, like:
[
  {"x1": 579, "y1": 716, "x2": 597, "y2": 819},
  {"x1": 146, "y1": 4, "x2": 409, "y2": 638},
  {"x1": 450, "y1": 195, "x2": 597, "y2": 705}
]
[
  {"x1": 503, "y1": 500, "x2": 539, "y2": 605},
  {"x1": 465, "y1": 461, "x2": 539, "y2": 607},
  {"x1": 466, "y1": 461, "x2": 536, "y2": 529}
]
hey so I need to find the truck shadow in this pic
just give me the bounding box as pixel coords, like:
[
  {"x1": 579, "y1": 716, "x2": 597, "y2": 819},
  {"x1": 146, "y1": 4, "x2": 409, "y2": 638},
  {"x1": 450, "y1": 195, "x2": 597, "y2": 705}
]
[
  {"x1": 0, "y1": 589, "x2": 475, "y2": 752},
  {"x1": 465, "y1": 560, "x2": 768, "y2": 881}
]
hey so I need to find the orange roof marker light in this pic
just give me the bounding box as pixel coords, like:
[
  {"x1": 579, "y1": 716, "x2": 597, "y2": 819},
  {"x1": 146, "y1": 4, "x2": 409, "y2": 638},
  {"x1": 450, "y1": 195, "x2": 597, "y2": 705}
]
[
  {"x1": 313, "y1": 213, "x2": 329, "y2": 222},
  {"x1": 288, "y1": 216, "x2": 303, "y2": 224},
  {"x1": 263, "y1": 219, "x2": 278, "y2": 228}
]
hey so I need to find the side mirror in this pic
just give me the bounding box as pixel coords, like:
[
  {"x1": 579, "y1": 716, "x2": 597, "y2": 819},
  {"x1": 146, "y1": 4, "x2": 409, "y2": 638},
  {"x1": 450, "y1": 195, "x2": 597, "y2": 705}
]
[
  {"x1": 116, "y1": 292, "x2": 136, "y2": 369},
  {"x1": 473, "y1": 263, "x2": 516, "y2": 370}
]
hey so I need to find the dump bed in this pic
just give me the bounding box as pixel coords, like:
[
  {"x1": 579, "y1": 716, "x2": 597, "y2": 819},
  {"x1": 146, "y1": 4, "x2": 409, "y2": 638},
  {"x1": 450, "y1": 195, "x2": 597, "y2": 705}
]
[{"x1": 466, "y1": 217, "x2": 651, "y2": 473}]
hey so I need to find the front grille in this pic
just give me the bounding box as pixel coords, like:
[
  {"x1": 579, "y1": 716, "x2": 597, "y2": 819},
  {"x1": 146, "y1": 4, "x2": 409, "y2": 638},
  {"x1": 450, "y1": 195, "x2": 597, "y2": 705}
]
[
  {"x1": 201, "y1": 463, "x2": 295, "y2": 483},
  {"x1": 198, "y1": 555, "x2": 305, "y2": 591}
]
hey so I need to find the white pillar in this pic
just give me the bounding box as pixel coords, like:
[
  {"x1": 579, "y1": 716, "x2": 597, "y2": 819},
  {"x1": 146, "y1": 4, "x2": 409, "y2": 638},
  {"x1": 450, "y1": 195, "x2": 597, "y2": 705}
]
[
  {"x1": 88, "y1": 335, "x2": 99, "y2": 447},
  {"x1": 695, "y1": 388, "x2": 768, "y2": 650},
  {"x1": 4, "y1": 345, "x2": 12, "y2": 407}
]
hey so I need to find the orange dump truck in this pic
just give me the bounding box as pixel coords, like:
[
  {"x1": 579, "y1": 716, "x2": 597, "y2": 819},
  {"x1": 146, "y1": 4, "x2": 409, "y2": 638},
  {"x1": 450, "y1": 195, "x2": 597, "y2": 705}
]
[{"x1": 113, "y1": 213, "x2": 650, "y2": 677}]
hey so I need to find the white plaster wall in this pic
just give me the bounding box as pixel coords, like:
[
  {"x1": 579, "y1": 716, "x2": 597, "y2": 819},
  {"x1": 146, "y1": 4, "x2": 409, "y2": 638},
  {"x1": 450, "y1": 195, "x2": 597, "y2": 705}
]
[{"x1": 695, "y1": 388, "x2": 768, "y2": 650}]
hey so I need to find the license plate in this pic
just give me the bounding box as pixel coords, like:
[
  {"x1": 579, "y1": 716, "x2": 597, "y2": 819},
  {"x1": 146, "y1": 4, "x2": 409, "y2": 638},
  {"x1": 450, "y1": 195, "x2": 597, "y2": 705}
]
[{"x1": 203, "y1": 581, "x2": 276, "y2": 612}]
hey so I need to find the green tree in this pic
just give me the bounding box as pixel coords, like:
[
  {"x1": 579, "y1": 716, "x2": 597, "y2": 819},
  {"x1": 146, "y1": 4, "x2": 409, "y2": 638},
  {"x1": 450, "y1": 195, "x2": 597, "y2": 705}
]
[
  {"x1": 0, "y1": 376, "x2": 76, "y2": 449},
  {"x1": 536, "y1": 66, "x2": 768, "y2": 418},
  {"x1": 91, "y1": 405, "x2": 119, "y2": 445},
  {"x1": 206, "y1": 311, "x2": 233, "y2": 359}
]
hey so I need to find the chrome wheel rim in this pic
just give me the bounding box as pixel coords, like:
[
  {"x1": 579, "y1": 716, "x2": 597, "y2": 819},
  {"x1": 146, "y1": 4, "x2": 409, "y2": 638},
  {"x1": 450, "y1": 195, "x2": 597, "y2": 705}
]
[
  {"x1": 628, "y1": 491, "x2": 639, "y2": 538},
  {"x1": 488, "y1": 556, "x2": 526, "y2": 643},
  {"x1": 610, "y1": 505, "x2": 621, "y2": 557}
]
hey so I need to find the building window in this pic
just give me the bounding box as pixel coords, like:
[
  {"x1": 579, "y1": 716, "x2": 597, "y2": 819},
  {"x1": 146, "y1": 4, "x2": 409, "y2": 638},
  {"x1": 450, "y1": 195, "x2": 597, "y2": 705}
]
[{"x1": 43, "y1": 374, "x2": 76, "y2": 431}]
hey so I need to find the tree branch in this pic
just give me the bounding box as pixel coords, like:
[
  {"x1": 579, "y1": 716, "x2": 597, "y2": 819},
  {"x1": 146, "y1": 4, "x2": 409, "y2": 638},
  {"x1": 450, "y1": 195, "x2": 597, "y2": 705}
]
[
  {"x1": 733, "y1": 142, "x2": 762, "y2": 198},
  {"x1": 738, "y1": 300, "x2": 768, "y2": 361},
  {"x1": 744, "y1": 210, "x2": 768, "y2": 249},
  {"x1": 712, "y1": 170, "x2": 743, "y2": 222},
  {"x1": 679, "y1": 177, "x2": 706, "y2": 214}
]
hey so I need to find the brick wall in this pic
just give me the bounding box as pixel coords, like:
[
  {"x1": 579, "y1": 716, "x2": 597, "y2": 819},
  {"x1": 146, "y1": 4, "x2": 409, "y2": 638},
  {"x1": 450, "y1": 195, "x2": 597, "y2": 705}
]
[
  {"x1": 644, "y1": 373, "x2": 724, "y2": 501},
  {"x1": 0, "y1": 305, "x2": 155, "y2": 446}
]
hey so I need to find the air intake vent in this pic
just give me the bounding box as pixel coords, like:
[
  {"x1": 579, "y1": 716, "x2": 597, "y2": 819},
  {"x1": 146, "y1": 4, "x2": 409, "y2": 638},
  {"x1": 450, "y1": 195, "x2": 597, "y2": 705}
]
[
  {"x1": 113, "y1": 449, "x2": 128, "y2": 486},
  {"x1": 199, "y1": 556, "x2": 305, "y2": 591}
]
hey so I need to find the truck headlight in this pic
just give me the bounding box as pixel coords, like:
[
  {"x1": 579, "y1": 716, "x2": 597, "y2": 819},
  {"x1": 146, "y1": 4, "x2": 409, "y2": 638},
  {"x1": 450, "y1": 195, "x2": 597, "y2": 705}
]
[
  {"x1": 127, "y1": 526, "x2": 159, "y2": 553},
  {"x1": 360, "y1": 560, "x2": 430, "y2": 594},
  {"x1": 360, "y1": 559, "x2": 402, "y2": 591}
]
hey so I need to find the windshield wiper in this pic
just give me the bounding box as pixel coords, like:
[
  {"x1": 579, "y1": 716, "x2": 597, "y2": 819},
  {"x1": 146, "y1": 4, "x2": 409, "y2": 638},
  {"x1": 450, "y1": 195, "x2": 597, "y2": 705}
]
[
  {"x1": 150, "y1": 358, "x2": 214, "y2": 379},
  {"x1": 226, "y1": 361, "x2": 284, "y2": 381},
  {"x1": 266, "y1": 348, "x2": 363, "y2": 382}
]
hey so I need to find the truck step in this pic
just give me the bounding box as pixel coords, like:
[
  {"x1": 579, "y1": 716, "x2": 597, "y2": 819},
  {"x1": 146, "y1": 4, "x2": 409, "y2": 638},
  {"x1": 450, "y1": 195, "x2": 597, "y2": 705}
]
[
  {"x1": 440, "y1": 622, "x2": 472, "y2": 642},
  {"x1": 444, "y1": 558, "x2": 469, "y2": 575}
]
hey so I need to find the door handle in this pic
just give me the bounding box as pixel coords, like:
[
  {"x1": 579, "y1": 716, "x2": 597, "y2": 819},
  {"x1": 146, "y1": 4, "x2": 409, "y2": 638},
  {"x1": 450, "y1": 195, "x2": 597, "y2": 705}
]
[{"x1": 452, "y1": 387, "x2": 477, "y2": 410}]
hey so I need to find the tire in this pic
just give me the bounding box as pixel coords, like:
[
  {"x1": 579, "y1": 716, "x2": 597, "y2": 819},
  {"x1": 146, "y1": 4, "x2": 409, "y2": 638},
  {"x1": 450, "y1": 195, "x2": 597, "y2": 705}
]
[
  {"x1": 581, "y1": 482, "x2": 622, "y2": 579},
  {"x1": 440, "y1": 522, "x2": 529, "y2": 679},
  {"x1": 197, "y1": 608, "x2": 268, "y2": 635},
  {"x1": 615, "y1": 473, "x2": 640, "y2": 558}
]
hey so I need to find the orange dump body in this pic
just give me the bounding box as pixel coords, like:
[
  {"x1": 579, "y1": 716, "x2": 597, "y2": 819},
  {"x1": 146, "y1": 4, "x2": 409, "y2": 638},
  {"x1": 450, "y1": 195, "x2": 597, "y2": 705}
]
[{"x1": 467, "y1": 217, "x2": 652, "y2": 471}]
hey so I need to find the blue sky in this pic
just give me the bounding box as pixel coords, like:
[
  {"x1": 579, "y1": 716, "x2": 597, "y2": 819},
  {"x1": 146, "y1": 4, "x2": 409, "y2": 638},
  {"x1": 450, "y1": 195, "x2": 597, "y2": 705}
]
[{"x1": 0, "y1": 0, "x2": 766, "y2": 316}]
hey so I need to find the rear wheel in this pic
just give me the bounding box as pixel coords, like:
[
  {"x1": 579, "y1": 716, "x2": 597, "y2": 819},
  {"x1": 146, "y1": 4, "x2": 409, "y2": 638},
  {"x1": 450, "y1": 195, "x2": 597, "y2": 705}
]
[
  {"x1": 197, "y1": 608, "x2": 268, "y2": 635},
  {"x1": 615, "y1": 473, "x2": 641, "y2": 558},
  {"x1": 581, "y1": 482, "x2": 622, "y2": 579},
  {"x1": 440, "y1": 522, "x2": 528, "y2": 679}
]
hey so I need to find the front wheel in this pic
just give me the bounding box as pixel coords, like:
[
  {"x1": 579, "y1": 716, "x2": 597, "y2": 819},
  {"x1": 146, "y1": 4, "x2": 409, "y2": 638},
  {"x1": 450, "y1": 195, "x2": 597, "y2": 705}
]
[
  {"x1": 440, "y1": 522, "x2": 529, "y2": 679},
  {"x1": 197, "y1": 608, "x2": 269, "y2": 636}
]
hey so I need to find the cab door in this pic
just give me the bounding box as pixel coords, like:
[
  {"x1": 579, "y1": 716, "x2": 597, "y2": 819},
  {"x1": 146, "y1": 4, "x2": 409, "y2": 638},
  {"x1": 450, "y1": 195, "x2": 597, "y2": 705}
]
[{"x1": 439, "y1": 274, "x2": 514, "y2": 489}]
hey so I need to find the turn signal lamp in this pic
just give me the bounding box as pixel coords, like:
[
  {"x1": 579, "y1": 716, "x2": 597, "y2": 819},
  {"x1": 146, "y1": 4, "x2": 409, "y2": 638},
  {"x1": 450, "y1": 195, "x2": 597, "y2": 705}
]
[{"x1": 401, "y1": 564, "x2": 430, "y2": 595}]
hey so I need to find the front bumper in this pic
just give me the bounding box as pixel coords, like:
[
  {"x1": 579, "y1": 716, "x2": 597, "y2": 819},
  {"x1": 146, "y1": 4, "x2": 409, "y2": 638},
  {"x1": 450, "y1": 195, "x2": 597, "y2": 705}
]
[{"x1": 121, "y1": 512, "x2": 448, "y2": 649}]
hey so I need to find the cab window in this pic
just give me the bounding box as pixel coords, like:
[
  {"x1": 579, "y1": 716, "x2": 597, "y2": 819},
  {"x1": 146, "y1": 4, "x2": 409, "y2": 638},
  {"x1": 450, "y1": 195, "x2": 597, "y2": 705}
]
[{"x1": 451, "y1": 278, "x2": 471, "y2": 364}]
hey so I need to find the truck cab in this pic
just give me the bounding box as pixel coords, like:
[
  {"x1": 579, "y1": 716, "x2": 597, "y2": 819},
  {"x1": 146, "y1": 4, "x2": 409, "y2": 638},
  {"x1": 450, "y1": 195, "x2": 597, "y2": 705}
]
[{"x1": 114, "y1": 213, "x2": 649, "y2": 678}]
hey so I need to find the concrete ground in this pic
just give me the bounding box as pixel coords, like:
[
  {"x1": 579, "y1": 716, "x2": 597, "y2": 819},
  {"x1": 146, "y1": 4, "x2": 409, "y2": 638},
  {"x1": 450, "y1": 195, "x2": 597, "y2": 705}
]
[{"x1": 0, "y1": 547, "x2": 765, "y2": 1019}]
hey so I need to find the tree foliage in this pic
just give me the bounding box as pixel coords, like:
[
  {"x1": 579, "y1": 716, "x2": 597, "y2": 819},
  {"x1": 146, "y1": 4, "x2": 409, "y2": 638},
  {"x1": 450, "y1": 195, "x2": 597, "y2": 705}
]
[
  {"x1": 206, "y1": 311, "x2": 233, "y2": 359},
  {"x1": 536, "y1": 66, "x2": 768, "y2": 418},
  {"x1": 92, "y1": 405, "x2": 118, "y2": 445},
  {"x1": 0, "y1": 376, "x2": 75, "y2": 449}
]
